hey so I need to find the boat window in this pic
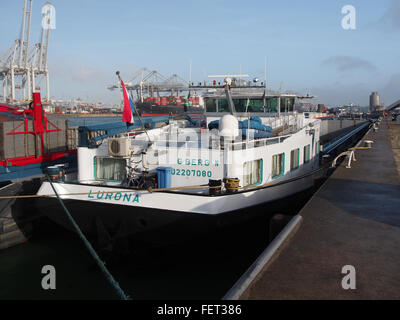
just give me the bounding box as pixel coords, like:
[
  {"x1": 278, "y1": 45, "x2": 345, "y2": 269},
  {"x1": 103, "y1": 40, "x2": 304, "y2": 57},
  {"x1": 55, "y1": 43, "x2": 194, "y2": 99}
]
[
  {"x1": 95, "y1": 157, "x2": 126, "y2": 182},
  {"x1": 233, "y1": 99, "x2": 264, "y2": 113},
  {"x1": 272, "y1": 153, "x2": 285, "y2": 179},
  {"x1": 248, "y1": 99, "x2": 265, "y2": 112},
  {"x1": 265, "y1": 98, "x2": 278, "y2": 113},
  {"x1": 232, "y1": 99, "x2": 247, "y2": 112},
  {"x1": 315, "y1": 141, "x2": 320, "y2": 155},
  {"x1": 217, "y1": 99, "x2": 229, "y2": 113},
  {"x1": 206, "y1": 98, "x2": 217, "y2": 112},
  {"x1": 290, "y1": 148, "x2": 300, "y2": 171},
  {"x1": 280, "y1": 97, "x2": 295, "y2": 113},
  {"x1": 243, "y1": 159, "x2": 262, "y2": 186},
  {"x1": 304, "y1": 145, "x2": 311, "y2": 163}
]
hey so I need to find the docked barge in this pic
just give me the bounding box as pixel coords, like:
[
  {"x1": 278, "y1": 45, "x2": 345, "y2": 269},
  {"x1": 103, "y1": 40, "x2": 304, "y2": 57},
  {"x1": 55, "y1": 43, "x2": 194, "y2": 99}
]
[{"x1": 34, "y1": 75, "x2": 324, "y2": 245}]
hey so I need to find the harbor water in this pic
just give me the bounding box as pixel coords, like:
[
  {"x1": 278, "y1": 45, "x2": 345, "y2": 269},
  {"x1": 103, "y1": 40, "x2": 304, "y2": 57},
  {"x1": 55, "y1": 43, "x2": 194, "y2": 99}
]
[{"x1": 0, "y1": 191, "x2": 314, "y2": 300}]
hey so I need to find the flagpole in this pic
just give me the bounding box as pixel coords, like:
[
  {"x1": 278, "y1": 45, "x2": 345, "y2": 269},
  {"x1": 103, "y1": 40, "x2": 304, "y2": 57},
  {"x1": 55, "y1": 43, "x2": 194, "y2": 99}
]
[{"x1": 116, "y1": 71, "x2": 152, "y2": 144}]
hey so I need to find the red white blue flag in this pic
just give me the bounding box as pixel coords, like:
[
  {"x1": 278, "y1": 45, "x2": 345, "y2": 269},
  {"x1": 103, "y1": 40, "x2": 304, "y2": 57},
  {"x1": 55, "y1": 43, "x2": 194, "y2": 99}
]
[{"x1": 117, "y1": 73, "x2": 135, "y2": 124}]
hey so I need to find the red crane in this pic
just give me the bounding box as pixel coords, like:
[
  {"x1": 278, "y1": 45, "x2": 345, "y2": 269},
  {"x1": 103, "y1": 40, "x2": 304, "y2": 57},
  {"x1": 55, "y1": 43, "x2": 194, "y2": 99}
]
[{"x1": 1, "y1": 92, "x2": 76, "y2": 168}]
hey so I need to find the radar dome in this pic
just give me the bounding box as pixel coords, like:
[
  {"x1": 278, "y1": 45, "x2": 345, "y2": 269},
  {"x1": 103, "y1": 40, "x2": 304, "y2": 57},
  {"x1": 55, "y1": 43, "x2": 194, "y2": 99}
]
[{"x1": 219, "y1": 115, "x2": 239, "y2": 139}]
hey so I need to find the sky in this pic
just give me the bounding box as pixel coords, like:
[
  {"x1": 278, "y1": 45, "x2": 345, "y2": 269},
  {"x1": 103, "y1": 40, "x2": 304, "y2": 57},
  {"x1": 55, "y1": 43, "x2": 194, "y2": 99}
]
[{"x1": 0, "y1": 0, "x2": 399, "y2": 107}]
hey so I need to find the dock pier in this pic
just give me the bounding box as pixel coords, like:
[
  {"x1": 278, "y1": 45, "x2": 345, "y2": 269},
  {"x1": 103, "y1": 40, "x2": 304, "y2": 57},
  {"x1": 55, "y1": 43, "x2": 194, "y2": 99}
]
[
  {"x1": 0, "y1": 183, "x2": 26, "y2": 250},
  {"x1": 225, "y1": 119, "x2": 400, "y2": 299},
  {"x1": 0, "y1": 179, "x2": 42, "y2": 250}
]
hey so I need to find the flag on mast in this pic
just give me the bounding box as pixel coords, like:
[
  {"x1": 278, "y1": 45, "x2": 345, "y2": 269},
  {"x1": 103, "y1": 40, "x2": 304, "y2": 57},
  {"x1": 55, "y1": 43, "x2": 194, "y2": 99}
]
[{"x1": 116, "y1": 71, "x2": 134, "y2": 124}]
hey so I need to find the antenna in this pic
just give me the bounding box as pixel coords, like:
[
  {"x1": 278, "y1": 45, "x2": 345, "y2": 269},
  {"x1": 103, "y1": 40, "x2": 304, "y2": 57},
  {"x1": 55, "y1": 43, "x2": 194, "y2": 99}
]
[
  {"x1": 264, "y1": 56, "x2": 267, "y2": 88},
  {"x1": 189, "y1": 59, "x2": 192, "y2": 83}
]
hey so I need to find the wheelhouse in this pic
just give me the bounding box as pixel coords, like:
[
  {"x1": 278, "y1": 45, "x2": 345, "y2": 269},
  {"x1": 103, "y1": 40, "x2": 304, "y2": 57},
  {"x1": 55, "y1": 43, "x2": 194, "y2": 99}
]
[{"x1": 204, "y1": 92, "x2": 296, "y2": 115}]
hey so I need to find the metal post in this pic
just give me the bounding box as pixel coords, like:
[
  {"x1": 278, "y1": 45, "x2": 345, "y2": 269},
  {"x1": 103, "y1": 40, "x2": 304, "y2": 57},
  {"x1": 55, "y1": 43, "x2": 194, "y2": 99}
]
[
  {"x1": 27, "y1": 68, "x2": 31, "y2": 98},
  {"x1": 31, "y1": 68, "x2": 35, "y2": 94},
  {"x1": 22, "y1": 76, "x2": 26, "y2": 101},
  {"x1": 39, "y1": 25, "x2": 45, "y2": 70},
  {"x1": 264, "y1": 56, "x2": 267, "y2": 88},
  {"x1": 346, "y1": 151, "x2": 354, "y2": 168},
  {"x1": 46, "y1": 70, "x2": 50, "y2": 101},
  {"x1": 44, "y1": 26, "x2": 50, "y2": 69},
  {"x1": 18, "y1": 0, "x2": 28, "y2": 67},
  {"x1": 140, "y1": 82, "x2": 143, "y2": 102},
  {"x1": 2, "y1": 77, "x2": 6, "y2": 102},
  {"x1": 24, "y1": 0, "x2": 33, "y2": 68},
  {"x1": 239, "y1": 64, "x2": 242, "y2": 87},
  {"x1": 10, "y1": 67, "x2": 15, "y2": 102},
  {"x1": 140, "y1": 69, "x2": 143, "y2": 102},
  {"x1": 277, "y1": 95, "x2": 280, "y2": 117},
  {"x1": 189, "y1": 59, "x2": 192, "y2": 83},
  {"x1": 224, "y1": 84, "x2": 236, "y2": 115}
]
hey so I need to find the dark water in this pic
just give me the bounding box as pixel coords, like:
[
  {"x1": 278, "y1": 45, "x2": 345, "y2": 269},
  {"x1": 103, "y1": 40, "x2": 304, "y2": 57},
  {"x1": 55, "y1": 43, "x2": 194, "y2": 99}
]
[
  {"x1": 0, "y1": 186, "x2": 317, "y2": 300},
  {"x1": 0, "y1": 218, "x2": 262, "y2": 300}
]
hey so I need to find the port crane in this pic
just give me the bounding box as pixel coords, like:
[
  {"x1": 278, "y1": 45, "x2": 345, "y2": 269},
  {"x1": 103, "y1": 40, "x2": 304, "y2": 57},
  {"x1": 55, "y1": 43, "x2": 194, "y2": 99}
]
[
  {"x1": 108, "y1": 68, "x2": 189, "y2": 102},
  {"x1": 0, "y1": 0, "x2": 51, "y2": 104}
]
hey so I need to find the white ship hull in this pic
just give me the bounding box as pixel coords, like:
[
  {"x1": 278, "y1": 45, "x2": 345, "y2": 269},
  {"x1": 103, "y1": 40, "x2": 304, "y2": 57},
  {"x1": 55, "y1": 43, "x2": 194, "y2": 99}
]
[
  {"x1": 34, "y1": 168, "x2": 319, "y2": 247},
  {"x1": 37, "y1": 169, "x2": 316, "y2": 215}
]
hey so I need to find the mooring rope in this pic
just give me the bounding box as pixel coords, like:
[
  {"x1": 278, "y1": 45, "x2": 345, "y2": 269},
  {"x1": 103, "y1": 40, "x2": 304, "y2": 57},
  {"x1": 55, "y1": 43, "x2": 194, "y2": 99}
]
[
  {"x1": 45, "y1": 174, "x2": 131, "y2": 300},
  {"x1": 0, "y1": 180, "x2": 282, "y2": 199},
  {"x1": 0, "y1": 167, "x2": 326, "y2": 200},
  {"x1": 347, "y1": 146, "x2": 371, "y2": 151},
  {"x1": 0, "y1": 184, "x2": 211, "y2": 199}
]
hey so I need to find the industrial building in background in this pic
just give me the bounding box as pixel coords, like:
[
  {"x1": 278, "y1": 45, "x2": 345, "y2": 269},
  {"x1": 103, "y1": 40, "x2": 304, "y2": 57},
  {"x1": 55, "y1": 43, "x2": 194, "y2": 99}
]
[
  {"x1": 369, "y1": 91, "x2": 383, "y2": 112},
  {"x1": 0, "y1": 0, "x2": 51, "y2": 104}
]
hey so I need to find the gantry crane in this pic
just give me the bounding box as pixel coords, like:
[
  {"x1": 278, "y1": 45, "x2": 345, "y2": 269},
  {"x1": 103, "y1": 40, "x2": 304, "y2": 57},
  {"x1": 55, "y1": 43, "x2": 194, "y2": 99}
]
[
  {"x1": 0, "y1": 0, "x2": 51, "y2": 104},
  {"x1": 108, "y1": 68, "x2": 190, "y2": 102}
]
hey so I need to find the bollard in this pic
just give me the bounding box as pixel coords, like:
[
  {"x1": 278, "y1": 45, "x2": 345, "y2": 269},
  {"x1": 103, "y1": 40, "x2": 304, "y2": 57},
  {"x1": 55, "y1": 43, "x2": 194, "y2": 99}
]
[
  {"x1": 322, "y1": 154, "x2": 331, "y2": 165},
  {"x1": 223, "y1": 178, "x2": 240, "y2": 193},
  {"x1": 208, "y1": 179, "x2": 222, "y2": 196},
  {"x1": 364, "y1": 140, "x2": 374, "y2": 148},
  {"x1": 346, "y1": 151, "x2": 356, "y2": 168}
]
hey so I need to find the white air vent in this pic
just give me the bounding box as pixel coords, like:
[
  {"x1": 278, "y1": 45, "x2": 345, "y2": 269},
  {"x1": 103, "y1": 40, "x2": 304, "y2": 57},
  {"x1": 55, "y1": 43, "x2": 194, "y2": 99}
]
[{"x1": 108, "y1": 138, "x2": 131, "y2": 157}]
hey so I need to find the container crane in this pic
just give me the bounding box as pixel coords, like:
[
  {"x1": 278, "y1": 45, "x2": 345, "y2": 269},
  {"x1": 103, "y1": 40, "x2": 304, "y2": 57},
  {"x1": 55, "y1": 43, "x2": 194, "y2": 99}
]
[
  {"x1": 0, "y1": 0, "x2": 51, "y2": 104},
  {"x1": 29, "y1": 3, "x2": 51, "y2": 102},
  {"x1": 107, "y1": 68, "x2": 189, "y2": 102}
]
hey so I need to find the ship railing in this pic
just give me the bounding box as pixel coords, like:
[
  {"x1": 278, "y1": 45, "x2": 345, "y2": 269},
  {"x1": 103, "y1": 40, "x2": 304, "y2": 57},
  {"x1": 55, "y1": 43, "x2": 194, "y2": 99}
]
[
  {"x1": 150, "y1": 118, "x2": 313, "y2": 151},
  {"x1": 151, "y1": 132, "x2": 293, "y2": 151},
  {"x1": 226, "y1": 134, "x2": 293, "y2": 150}
]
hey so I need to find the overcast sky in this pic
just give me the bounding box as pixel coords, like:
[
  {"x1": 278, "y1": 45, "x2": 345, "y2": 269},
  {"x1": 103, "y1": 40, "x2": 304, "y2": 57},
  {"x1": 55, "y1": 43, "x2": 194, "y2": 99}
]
[{"x1": 1, "y1": 0, "x2": 399, "y2": 107}]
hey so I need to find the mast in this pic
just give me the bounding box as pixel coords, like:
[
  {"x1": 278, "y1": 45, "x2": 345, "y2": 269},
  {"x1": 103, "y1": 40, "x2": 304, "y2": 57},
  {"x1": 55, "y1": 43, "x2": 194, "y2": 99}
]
[
  {"x1": 224, "y1": 79, "x2": 236, "y2": 115},
  {"x1": 18, "y1": 0, "x2": 28, "y2": 67},
  {"x1": 24, "y1": 0, "x2": 33, "y2": 68},
  {"x1": 189, "y1": 59, "x2": 192, "y2": 83}
]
